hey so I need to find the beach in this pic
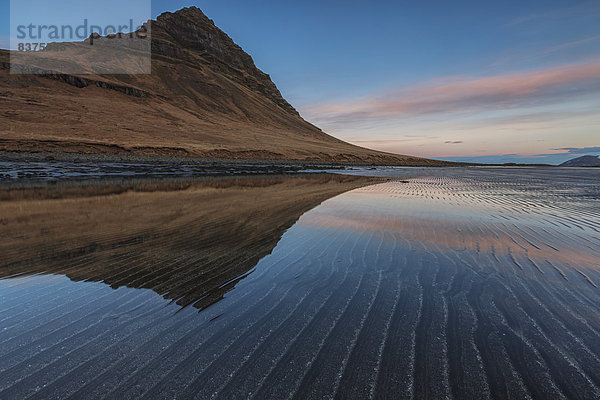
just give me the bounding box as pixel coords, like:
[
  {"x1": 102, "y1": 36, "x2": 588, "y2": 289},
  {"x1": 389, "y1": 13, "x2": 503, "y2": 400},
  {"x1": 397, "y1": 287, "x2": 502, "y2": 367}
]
[{"x1": 0, "y1": 166, "x2": 599, "y2": 399}]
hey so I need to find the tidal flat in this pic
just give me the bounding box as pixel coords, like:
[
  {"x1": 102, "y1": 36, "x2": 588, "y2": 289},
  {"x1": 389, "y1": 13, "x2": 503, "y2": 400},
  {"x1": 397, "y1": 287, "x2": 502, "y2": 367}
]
[{"x1": 0, "y1": 167, "x2": 599, "y2": 399}]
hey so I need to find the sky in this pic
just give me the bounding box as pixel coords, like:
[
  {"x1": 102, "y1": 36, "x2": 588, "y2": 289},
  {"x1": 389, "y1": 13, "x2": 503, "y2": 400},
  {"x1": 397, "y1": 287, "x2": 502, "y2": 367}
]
[{"x1": 1, "y1": 0, "x2": 599, "y2": 164}]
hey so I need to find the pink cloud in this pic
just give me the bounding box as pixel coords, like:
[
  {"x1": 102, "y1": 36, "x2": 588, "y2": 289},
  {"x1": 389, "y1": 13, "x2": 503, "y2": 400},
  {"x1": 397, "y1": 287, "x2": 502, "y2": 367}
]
[{"x1": 301, "y1": 60, "x2": 600, "y2": 124}]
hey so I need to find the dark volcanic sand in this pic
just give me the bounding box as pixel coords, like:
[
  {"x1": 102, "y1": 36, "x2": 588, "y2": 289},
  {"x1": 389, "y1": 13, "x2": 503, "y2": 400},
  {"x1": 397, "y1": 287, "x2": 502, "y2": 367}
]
[{"x1": 0, "y1": 167, "x2": 599, "y2": 399}]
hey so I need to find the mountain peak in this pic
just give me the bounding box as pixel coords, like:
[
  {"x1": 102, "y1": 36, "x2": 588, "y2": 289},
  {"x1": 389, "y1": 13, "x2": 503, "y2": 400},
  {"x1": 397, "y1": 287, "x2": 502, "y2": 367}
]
[
  {"x1": 154, "y1": 7, "x2": 218, "y2": 38},
  {"x1": 150, "y1": 6, "x2": 298, "y2": 115},
  {"x1": 560, "y1": 155, "x2": 600, "y2": 167}
]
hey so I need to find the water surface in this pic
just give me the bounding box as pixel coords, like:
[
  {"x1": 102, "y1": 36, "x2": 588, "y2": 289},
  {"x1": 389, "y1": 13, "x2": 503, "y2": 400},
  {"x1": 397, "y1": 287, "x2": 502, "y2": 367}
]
[{"x1": 1, "y1": 168, "x2": 599, "y2": 399}]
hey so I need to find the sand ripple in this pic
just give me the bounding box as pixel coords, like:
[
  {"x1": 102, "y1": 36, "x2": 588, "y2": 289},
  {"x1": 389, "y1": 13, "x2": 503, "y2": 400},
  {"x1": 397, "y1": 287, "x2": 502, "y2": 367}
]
[{"x1": 0, "y1": 168, "x2": 599, "y2": 399}]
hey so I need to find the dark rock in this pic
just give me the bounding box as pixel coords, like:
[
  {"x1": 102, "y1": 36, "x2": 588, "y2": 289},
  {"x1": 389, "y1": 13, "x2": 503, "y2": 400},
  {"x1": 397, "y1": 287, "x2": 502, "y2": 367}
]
[
  {"x1": 560, "y1": 155, "x2": 600, "y2": 167},
  {"x1": 150, "y1": 7, "x2": 299, "y2": 116}
]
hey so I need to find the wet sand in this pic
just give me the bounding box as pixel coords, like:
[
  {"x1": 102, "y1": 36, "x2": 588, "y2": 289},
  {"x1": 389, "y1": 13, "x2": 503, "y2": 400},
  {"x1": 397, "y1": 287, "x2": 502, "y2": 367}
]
[
  {"x1": 0, "y1": 167, "x2": 599, "y2": 399},
  {"x1": 0, "y1": 174, "x2": 376, "y2": 310}
]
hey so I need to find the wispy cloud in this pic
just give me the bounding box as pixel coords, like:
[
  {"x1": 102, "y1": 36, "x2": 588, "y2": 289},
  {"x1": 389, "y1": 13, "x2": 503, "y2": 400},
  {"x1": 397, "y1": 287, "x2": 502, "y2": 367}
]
[
  {"x1": 349, "y1": 139, "x2": 415, "y2": 144},
  {"x1": 488, "y1": 35, "x2": 600, "y2": 70},
  {"x1": 506, "y1": 1, "x2": 600, "y2": 27},
  {"x1": 541, "y1": 36, "x2": 600, "y2": 55},
  {"x1": 506, "y1": 14, "x2": 541, "y2": 27},
  {"x1": 301, "y1": 60, "x2": 600, "y2": 125},
  {"x1": 553, "y1": 146, "x2": 600, "y2": 154},
  {"x1": 442, "y1": 147, "x2": 600, "y2": 165}
]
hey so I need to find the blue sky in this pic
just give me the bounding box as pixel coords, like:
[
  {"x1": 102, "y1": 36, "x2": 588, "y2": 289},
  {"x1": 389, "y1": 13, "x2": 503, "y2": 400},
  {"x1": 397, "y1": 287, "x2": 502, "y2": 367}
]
[{"x1": 2, "y1": 1, "x2": 599, "y2": 164}]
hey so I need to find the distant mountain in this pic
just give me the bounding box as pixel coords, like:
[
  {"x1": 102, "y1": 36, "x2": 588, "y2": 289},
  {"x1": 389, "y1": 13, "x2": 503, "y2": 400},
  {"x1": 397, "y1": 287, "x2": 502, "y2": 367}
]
[
  {"x1": 0, "y1": 7, "x2": 451, "y2": 165},
  {"x1": 560, "y1": 155, "x2": 600, "y2": 167}
]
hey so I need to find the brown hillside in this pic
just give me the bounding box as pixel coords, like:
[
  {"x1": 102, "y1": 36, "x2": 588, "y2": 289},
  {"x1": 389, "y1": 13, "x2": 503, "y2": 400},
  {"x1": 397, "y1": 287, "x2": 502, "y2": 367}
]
[{"x1": 0, "y1": 7, "x2": 448, "y2": 165}]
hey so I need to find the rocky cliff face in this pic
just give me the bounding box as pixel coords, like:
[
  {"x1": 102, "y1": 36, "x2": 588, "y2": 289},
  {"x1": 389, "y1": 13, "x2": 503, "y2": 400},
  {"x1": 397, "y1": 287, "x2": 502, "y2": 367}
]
[{"x1": 150, "y1": 7, "x2": 299, "y2": 116}]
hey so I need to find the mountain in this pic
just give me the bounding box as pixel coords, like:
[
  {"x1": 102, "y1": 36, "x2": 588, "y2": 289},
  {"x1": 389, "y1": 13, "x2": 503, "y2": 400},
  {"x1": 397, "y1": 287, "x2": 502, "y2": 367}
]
[
  {"x1": 560, "y1": 155, "x2": 600, "y2": 167},
  {"x1": 0, "y1": 7, "x2": 449, "y2": 165}
]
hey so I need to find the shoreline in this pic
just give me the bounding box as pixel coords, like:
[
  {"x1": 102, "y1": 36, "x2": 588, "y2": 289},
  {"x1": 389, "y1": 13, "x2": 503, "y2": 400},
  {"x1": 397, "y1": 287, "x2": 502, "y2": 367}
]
[{"x1": 0, "y1": 149, "x2": 464, "y2": 168}]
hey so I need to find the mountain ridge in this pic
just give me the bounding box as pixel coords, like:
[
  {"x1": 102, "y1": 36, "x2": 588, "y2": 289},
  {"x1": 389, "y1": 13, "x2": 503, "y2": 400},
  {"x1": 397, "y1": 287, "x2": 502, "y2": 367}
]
[
  {"x1": 151, "y1": 7, "x2": 299, "y2": 116},
  {"x1": 560, "y1": 155, "x2": 600, "y2": 167},
  {"x1": 0, "y1": 7, "x2": 454, "y2": 165}
]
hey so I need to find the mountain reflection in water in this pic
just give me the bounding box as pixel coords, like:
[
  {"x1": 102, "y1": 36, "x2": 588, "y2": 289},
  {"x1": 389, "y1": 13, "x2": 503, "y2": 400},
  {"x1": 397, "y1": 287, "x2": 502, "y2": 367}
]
[{"x1": 0, "y1": 174, "x2": 376, "y2": 310}]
